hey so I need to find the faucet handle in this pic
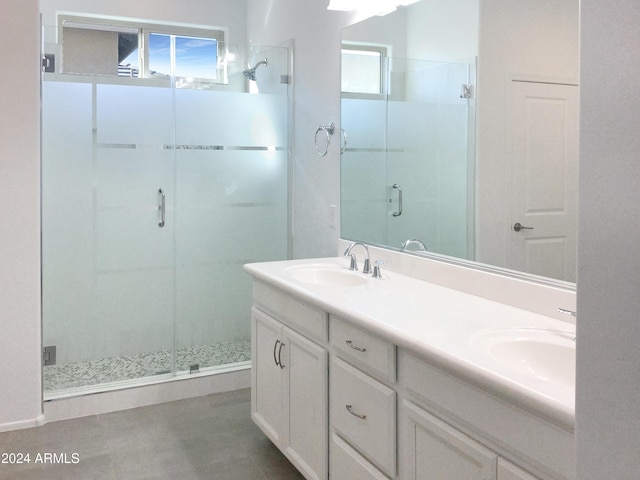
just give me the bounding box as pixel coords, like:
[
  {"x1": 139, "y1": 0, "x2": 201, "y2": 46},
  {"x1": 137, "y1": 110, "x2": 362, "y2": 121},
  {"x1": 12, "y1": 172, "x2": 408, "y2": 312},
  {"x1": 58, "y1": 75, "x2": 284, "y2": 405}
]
[
  {"x1": 372, "y1": 260, "x2": 384, "y2": 279},
  {"x1": 347, "y1": 254, "x2": 358, "y2": 271},
  {"x1": 362, "y1": 258, "x2": 371, "y2": 274}
]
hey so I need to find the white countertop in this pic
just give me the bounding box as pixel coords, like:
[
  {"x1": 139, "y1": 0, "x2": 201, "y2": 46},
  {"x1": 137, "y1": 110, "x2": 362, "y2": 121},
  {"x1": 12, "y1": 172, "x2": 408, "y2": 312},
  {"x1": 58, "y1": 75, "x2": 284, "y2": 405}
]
[{"x1": 244, "y1": 256, "x2": 575, "y2": 431}]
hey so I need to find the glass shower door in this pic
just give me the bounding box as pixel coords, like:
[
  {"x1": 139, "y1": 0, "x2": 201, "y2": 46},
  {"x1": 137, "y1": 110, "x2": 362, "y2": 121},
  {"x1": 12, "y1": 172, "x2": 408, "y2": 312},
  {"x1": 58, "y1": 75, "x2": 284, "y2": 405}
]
[
  {"x1": 42, "y1": 80, "x2": 177, "y2": 392},
  {"x1": 385, "y1": 58, "x2": 474, "y2": 259},
  {"x1": 340, "y1": 56, "x2": 474, "y2": 258}
]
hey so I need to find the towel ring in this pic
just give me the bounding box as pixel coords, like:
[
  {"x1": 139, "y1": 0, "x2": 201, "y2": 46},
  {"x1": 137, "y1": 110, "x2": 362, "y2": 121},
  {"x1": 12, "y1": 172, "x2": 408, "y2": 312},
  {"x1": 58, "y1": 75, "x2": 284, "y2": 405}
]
[{"x1": 315, "y1": 122, "x2": 336, "y2": 156}]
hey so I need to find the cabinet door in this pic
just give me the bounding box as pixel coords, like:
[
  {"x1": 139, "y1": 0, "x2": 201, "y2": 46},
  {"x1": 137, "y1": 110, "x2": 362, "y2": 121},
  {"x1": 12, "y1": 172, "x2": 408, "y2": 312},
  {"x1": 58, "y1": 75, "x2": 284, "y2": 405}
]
[
  {"x1": 251, "y1": 307, "x2": 284, "y2": 445},
  {"x1": 497, "y1": 458, "x2": 539, "y2": 480},
  {"x1": 283, "y1": 326, "x2": 328, "y2": 480},
  {"x1": 401, "y1": 400, "x2": 497, "y2": 480}
]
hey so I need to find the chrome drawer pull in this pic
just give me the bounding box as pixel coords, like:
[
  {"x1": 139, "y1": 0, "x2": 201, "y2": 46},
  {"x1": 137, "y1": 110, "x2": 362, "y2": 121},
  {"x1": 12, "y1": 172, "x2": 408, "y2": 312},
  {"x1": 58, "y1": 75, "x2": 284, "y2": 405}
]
[
  {"x1": 345, "y1": 404, "x2": 367, "y2": 420},
  {"x1": 345, "y1": 340, "x2": 367, "y2": 353}
]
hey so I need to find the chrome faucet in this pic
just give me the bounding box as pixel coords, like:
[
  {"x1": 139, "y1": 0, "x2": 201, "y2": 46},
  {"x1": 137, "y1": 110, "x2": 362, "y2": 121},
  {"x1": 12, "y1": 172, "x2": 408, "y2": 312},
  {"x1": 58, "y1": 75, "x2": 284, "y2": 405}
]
[
  {"x1": 343, "y1": 242, "x2": 371, "y2": 274},
  {"x1": 401, "y1": 238, "x2": 427, "y2": 252}
]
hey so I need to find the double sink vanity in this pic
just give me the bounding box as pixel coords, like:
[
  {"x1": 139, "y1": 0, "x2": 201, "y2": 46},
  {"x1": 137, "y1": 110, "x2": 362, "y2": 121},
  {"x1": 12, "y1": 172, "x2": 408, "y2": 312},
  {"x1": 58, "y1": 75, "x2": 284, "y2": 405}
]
[{"x1": 244, "y1": 251, "x2": 575, "y2": 480}]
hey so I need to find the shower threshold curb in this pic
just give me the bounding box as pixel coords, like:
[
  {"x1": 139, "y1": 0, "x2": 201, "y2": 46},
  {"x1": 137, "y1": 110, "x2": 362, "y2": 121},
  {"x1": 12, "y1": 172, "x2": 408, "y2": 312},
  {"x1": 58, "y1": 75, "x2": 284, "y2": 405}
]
[{"x1": 42, "y1": 364, "x2": 251, "y2": 423}]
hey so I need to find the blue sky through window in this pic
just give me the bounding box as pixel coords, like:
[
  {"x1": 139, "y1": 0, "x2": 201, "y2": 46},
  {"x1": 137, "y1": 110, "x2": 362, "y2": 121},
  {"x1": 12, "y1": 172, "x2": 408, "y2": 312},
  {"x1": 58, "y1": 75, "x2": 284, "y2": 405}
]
[{"x1": 145, "y1": 33, "x2": 217, "y2": 78}]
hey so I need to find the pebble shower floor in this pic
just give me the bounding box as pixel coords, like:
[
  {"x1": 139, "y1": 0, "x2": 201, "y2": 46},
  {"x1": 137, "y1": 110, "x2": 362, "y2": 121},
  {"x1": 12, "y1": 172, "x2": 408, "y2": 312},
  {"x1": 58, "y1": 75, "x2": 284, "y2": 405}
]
[{"x1": 43, "y1": 340, "x2": 251, "y2": 392}]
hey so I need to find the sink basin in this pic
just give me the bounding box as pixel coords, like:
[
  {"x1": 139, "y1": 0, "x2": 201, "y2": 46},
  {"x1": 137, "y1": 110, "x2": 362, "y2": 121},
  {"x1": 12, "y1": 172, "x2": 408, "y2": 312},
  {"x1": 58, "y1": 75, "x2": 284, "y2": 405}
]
[
  {"x1": 471, "y1": 328, "x2": 575, "y2": 386},
  {"x1": 286, "y1": 264, "x2": 367, "y2": 287}
]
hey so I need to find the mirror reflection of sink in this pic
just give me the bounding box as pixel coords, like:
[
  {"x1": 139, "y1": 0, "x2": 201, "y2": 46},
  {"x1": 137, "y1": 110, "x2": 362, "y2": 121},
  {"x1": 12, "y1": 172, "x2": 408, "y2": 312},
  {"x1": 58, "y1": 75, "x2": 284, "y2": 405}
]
[
  {"x1": 286, "y1": 264, "x2": 368, "y2": 287},
  {"x1": 471, "y1": 328, "x2": 575, "y2": 386}
]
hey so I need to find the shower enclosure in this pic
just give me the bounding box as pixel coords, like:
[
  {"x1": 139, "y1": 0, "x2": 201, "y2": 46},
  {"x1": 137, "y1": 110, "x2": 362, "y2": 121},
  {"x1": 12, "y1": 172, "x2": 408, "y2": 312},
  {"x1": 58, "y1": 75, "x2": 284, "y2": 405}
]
[
  {"x1": 41, "y1": 22, "x2": 290, "y2": 397},
  {"x1": 341, "y1": 56, "x2": 475, "y2": 259}
]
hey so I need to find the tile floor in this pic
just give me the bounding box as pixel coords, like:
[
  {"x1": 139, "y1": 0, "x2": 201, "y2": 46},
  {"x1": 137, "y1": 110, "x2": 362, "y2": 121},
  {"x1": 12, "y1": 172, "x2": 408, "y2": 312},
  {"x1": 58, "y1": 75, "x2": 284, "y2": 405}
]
[
  {"x1": 43, "y1": 341, "x2": 251, "y2": 392},
  {"x1": 0, "y1": 389, "x2": 303, "y2": 480}
]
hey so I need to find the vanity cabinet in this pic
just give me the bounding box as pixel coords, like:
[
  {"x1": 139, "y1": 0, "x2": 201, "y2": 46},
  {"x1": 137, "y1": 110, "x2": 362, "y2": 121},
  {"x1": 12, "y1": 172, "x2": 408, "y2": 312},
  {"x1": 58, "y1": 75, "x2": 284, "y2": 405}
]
[
  {"x1": 246, "y1": 271, "x2": 569, "y2": 480},
  {"x1": 251, "y1": 302, "x2": 328, "y2": 480}
]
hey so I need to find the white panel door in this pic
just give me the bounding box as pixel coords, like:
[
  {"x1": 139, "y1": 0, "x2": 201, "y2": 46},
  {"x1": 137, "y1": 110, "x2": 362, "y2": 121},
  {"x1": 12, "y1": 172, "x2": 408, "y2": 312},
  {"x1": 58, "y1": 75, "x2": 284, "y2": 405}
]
[
  {"x1": 251, "y1": 308, "x2": 284, "y2": 444},
  {"x1": 283, "y1": 326, "x2": 328, "y2": 480},
  {"x1": 508, "y1": 81, "x2": 579, "y2": 282}
]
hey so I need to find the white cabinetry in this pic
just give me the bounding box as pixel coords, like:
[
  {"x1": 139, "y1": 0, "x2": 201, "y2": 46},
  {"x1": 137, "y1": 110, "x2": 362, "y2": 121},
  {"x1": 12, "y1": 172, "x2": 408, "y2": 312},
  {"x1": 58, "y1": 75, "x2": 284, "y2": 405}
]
[
  {"x1": 400, "y1": 400, "x2": 497, "y2": 480},
  {"x1": 248, "y1": 278, "x2": 561, "y2": 480},
  {"x1": 251, "y1": 305, "x2": 328, "y2": 480}
]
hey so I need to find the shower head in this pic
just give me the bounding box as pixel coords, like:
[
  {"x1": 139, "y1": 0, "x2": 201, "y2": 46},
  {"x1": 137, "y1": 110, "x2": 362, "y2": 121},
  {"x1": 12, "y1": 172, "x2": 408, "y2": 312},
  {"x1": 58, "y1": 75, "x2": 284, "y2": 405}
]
[{"x1": 243, "y1": 58, "x2": 268, "y2": 81}]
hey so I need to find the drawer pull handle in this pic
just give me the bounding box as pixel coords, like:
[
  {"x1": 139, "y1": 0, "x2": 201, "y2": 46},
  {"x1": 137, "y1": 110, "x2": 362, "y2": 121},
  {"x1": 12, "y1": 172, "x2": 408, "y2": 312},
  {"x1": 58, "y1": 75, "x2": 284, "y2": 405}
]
[
  {"x1": 345, "y1": 404, "x2": 367, "y2": 420},
  {"x1": 345, "y1": 340, "x2": 367, "y2": 353}
]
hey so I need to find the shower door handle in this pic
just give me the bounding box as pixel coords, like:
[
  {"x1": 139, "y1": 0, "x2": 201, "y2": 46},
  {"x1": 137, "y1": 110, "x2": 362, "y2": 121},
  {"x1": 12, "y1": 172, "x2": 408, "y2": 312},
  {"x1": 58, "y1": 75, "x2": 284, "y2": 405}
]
[
  {"x1": 158, "y1": 189, "x2": 166, "y2": 228},
  {"x1": 392, "y1": 184, "x2": 403, "y2": 217}
]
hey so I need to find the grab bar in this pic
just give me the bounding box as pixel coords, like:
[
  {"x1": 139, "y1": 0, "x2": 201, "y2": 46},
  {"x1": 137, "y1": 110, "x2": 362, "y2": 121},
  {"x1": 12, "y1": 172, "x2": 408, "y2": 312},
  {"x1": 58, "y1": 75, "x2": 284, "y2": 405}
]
[
  {"x1": 158, "y1": 188, "x2": 165, "y2": 227},
  {"x1": 392, "y1": 184, "x2": 403, "y2": 217}
]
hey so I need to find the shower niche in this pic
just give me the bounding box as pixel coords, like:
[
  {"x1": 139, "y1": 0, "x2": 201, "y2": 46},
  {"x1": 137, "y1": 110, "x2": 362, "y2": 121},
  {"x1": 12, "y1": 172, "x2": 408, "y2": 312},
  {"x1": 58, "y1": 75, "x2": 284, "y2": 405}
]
[{"x1": 41, "y1": 21, "x2": 291, "y2": 396}]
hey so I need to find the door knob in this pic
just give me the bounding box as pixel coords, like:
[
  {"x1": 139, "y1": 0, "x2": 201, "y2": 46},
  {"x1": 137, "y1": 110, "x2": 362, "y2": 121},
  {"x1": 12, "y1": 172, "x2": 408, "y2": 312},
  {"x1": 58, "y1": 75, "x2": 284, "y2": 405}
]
[{"x1": 513, "y1": 222, "x2": 534, "y2": 232}]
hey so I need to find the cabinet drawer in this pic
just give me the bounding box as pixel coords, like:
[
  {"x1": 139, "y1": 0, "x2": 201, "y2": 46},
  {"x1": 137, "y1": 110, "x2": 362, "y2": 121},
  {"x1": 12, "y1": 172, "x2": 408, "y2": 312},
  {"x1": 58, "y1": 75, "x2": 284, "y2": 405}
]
[
  {"x1": 330, "y1": 433, "x2": 390, "y2": 480},
  {"x1": 253, "y1": 280, "x2": 328, "y2": 343},
  {"x1": 330, "y1": 316, "x2": 395, "y2": 382},
  {"x1": 330, "y1": 357, "x2": 396, "y2": 477}
]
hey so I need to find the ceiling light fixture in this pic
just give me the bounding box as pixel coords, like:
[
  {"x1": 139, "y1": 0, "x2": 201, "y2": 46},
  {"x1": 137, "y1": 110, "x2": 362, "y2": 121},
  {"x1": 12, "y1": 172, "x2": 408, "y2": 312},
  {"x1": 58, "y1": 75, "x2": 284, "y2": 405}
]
[{"x1": 327, "y1": 0, "x2": 420, "y2": 16}]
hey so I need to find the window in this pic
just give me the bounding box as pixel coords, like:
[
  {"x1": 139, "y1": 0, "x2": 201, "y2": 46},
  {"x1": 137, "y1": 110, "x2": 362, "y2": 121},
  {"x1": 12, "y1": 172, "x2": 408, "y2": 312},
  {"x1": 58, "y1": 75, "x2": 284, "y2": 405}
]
[
  {"x1": 341, "y1": 44, "x2": 387, "y2": 95},
  {"x1": 60, "y1": 16, "x2": 226, "y2": 83}
]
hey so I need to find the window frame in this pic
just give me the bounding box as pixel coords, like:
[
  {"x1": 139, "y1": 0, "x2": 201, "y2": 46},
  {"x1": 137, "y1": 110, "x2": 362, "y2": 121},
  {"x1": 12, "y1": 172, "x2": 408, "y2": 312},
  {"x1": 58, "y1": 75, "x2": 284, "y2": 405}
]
[
  {"x1": 341, "y1": 43, "x2": 389, "y2": 99},
  {"x1": 58, "y1": 15, "x2": 227, "y2": 83}
]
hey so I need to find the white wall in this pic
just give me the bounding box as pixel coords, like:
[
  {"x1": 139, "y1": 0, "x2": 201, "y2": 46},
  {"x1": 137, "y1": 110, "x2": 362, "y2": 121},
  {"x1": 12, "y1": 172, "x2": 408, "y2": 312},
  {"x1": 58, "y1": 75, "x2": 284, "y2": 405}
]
[
  {"x1": 576, "y1": 0, "x2": 640, "y2": 477},
  {"x1": 406, "y1": 0, "x2": 478, "y2": 62},
  {"x1": 476, "y1": 0, "x2": 579, "y2": 269},
  {"x1": 0, "y1": 0, "x2": 43, "y2": 429}
]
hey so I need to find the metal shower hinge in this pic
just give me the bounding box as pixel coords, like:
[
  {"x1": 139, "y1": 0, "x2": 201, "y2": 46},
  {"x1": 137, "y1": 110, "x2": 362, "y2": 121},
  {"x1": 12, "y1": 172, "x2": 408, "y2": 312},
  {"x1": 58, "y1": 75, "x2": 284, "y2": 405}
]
[
  {"x1": 43, "y1": 346, "x2": 57, "y2": 366},
  {"x1": 460, "y1": 83, "x2": 473, "y2": 99},
  {"x1": 42, "y1": 54, "x2": 55, "y2": 73}
]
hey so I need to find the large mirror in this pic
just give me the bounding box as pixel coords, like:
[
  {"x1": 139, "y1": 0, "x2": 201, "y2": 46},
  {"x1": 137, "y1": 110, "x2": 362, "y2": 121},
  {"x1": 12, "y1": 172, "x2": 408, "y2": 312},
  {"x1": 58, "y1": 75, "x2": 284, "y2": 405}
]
[{"x1": 340, "y1": 0, "x2": 579, "y2": 285}]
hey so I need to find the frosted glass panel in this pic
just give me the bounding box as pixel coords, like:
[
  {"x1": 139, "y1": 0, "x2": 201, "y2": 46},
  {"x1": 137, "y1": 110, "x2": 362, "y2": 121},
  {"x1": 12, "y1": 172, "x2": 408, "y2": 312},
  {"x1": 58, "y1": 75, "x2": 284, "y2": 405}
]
[
  {"x1": 341, "y1": 57, "x2": 472, "y2": 259},
  {"x1": 97, "y1": 84, "x2": 173, "y2": 145},
  {"x1": 175, "y1": 90, "x2": 287, "y2": 146},
  {"x1": 42, "y1": 78, "x2": 176, "y2": 370},
  {"x1": 341, "y1": 99, "x2": 386, "y2": 149},
  {"x1": 42, "y1": 81, "x2": 94, "y2": 366}
]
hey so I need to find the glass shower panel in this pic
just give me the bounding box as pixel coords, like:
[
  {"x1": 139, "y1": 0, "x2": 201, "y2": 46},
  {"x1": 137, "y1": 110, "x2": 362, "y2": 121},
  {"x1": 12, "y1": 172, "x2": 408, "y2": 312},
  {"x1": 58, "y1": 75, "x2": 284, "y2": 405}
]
[
  {"x1": 42, "y1": 79, "x2": 177, "y2": 392},
  {"x1": 385, "y1": 58, "x2": 473, "y2": 258},
  {"x1": 173, "y1": 46, "x2": 290, "y2": 372},
  {"x1": 340, "y1": 97, "x2": 388, "y2": 245}
]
